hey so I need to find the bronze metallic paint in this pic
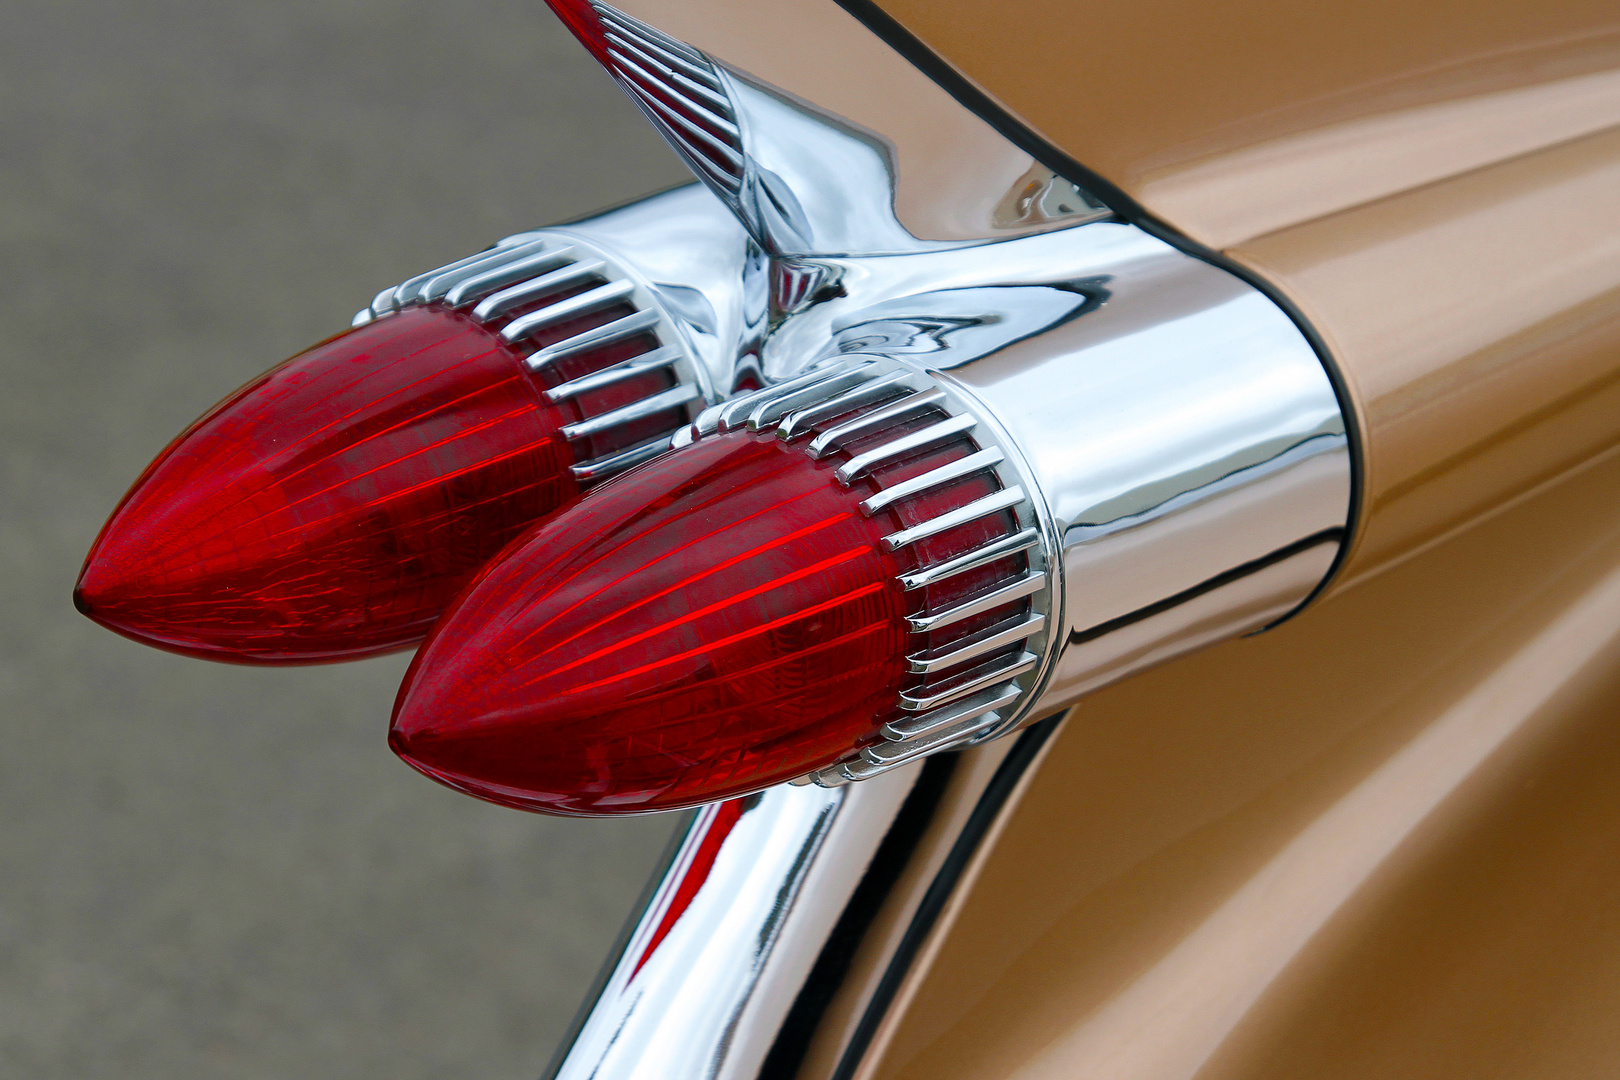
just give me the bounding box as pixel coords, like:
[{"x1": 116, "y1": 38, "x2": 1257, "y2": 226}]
[
  {"x1": 554, "y1": 2, "x2": 1620, "y2": 1074},
  {"x1": 868, "y1": 0, "x2": 1620, "y2": 248},
  {"x1": 869, "y1": 419, "x2": 1620, "y2": 1080},
  {"x1": 834, "y1": 1, "x2": 1620, "y2": 1075}
]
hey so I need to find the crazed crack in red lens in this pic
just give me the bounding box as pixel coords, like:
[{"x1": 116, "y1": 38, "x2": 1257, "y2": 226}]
[
  {"x1": 389, "y1": 431, "x2": 912, "y2": 815},
  {"x1": 75, "y1": 307, "x2": 579, "y2": 662}
]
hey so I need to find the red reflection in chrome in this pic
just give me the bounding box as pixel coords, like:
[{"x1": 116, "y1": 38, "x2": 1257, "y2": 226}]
[
  {"x1": 389, "y1": 431, "x2": 911, "y2": 815},
  {"x1": 75, "y1": 307, "x2": 578, "y2": 662},
  {"x1": 631, "y1": 798, "x2": 746, "y2": 978}
]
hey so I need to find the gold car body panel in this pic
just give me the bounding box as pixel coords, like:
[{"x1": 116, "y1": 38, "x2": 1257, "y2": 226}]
[
  {"x1": 873, "y1": 0, "x2": 1620, "y2": 591},
  {"x1": 868, "y1": 404, "x2": 1620, "y2": 1080},
  {"x1": 493, "y1": 2, "x2": 1620, "y2": 1075},
  {"x1": 871, "y1": 0, "x2": 1620, "y2": 249},
  {"x1": 1237, "y1": 123, "x2": 1620, "y2": 586},
  {"x1": 827, "y1": 0, "x2": 1620, "y2": 1076}
]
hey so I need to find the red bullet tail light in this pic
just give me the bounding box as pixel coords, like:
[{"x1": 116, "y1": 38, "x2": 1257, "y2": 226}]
[
  {"x1": 76, "y1": 236, "x2": 706, "y2": 662},
  {"x1": 389, "y1": 359, "x2": 1056, "y2": 814}
]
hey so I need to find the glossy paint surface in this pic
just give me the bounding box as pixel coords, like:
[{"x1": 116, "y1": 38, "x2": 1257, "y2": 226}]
[
  {"x1": 76, "y1": 307, "x2": 576, "y2": 662},
  {"x1": 1234, "y1": 125, "x2": 1620, "y2": 587},
  {"x1": 874, "y1": 0, "x2": 1620, "y2": 249},
  {"x1": 867, "y1": 432, "x2": 1620, "y2": 1080}
]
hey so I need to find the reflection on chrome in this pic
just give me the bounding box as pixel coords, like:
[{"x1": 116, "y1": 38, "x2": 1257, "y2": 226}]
[
  {"x1": 505, "y1": 184, "x2": 768, "y2": 398},
  {"x1": 547, "y1": 727, "x2": 1059, "y2": 1080},
  {"x1": 588, "y1": 3, "x2": 1109, "y2": 259},
  {"x1": 539, "y1": 1, "x2": 1357, "y2": 1077}
]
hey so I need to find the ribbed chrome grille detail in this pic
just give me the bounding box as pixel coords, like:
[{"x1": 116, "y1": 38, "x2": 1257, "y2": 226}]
[
  {"x1": 591, "y1": 4, "x2": 745, "y2": 197},
  {"x1": 683, "y1": 357, "x2": 1059, "y2": 784},
  {"x1": 354, "y1": 234, "x2": 708, "y2": 485}
]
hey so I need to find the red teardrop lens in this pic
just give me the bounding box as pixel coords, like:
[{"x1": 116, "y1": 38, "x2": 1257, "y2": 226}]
[
  {"x1": 75, "y1": 307, "x2": 578, "y2": 662},
  {"x1": 390, "y1": 432, "x2": 908, "y2": 813},
  {"x1": 390, "y1": 399, "x2": 1032, "y2": 815}
]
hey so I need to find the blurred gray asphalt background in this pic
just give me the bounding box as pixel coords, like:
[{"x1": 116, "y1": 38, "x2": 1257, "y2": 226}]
[{"x1": 0, "y1": 1, "x2": 694, "y2": 1076}]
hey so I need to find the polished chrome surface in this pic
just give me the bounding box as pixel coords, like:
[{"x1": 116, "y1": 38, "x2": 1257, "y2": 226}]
[
  {"x1": 527, "y1": 183, "x2": 768, "y2": 396},
  {"x1": 553, "y1": 781, "x2": 851, "y2": 1080},
  {"x1": 665, "y1": 215, "x2": 1351, "y2": 770},
  {"x1": 590, "y1": 2, "x2": 1109, "y2": 261},
  {"x1": 526, "y1": 5, "x2": 1353, "y2": 1078},
  {"x1": 740, "y1": 224, "x2": 1350, "y2": 727},
  {"x1": 684, "y1": 356, "x2": 1062, "y2": 784},
  {"x1": 546, "y1": 728, "x2": 1058, "y2": 1080},
  {"x1": 352, "y1": 185, "x2": 763, "y2": 483}
]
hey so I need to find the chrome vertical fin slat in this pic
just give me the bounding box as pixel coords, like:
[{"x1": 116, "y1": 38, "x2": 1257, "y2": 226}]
[
  {"x1": 499, "y1": 279, "x2": 637, "y2": 343},
  {"x1": 595, "y1": 9, "x2": 715, "y2": 76},
  {"x1": 370, "y1": 286, "x2": 399, "y2": 315},
  {"x1": 860, "y1": 448, "x2": 1006, "y2": 515},
  {"x1": 523, "y1": 309, "x2": 664, "y2": 372},
  {"x1": 807, "y1": 388, "x2": 948, "y2": 459},
  {"x1": 883, "y1": 486, "x2": 1026, "y2": 551},
  {"x1": 618, "y1": 81, "x2": 745, "y2": 166},
  {"x1": 906, "y1": 571, "x2": 1046, "y2": 633},
  {"x1": 704, "y1": 364, "x2": 874, "y2": 435},
  {"x1": 775, "y1": 370, "x2": 917, "y2": 440},
  {"x1": 388, "y1": 245, "x2": 506, "y2": 309},
  {"x1": 744, "y1": 369, "x2": 883, "y2": 431},
  {"x1": 560, "y1": 384, "x2": 701, "y2": 441},
  {"x1": 905, "y1": 614, "x2": 1046, "y2": 675},
  {"x1": 879, "y1": 682, "x2": 1023, "y2": 743},
  {"x1": 419, "y1": 238, "x2": 552, "y2": 305},
  {"x1": 606, "y1": 43, "x2": 734, "y2": 115},
  {"x1": 472, "y1": 260, "x2": 607, "y2": 324},
  {"x1": 568, "y1": 436, "x2": 676, "y2": 482},
  {"x1": 834, "y1": 413, "x2": 977, "y2": 483},
  {"x1": 897, "y1": 528, "x2": 1042, "y2": 591},
  {"x1": 896, "y1": 651, "x2": 1039, "y2": 713},
  {"x1": 441, "y1": 244, "x2": 576, "y2": 308},
  {"x1": 860, "y1": 710, "x2": 1006, "y2": 768},
  {"x1": 543, "y1": 345, "x2": 683, "y2": 403}
]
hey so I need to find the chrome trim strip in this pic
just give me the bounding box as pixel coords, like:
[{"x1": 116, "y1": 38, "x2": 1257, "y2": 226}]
[
  {"x1": 474, "y1": 261, "x2": 608, "y2": 325},
  {"x1": 526, "y1": 310, "x2": 664, "y2": 372},
  {"x1": 706, "y1": 364, "x2": 871, "y2": 434},
  {"x1": 569, "y1": 437, "x2": 676, "y2": 482},
  {"x1": 499, "y1": 279, "x2": 638, "y2": 343},
  {"x1": 906, "y1": 571, "x2": 1046, "y2": 633},
  {"x1": 560, "y1": 384, "x2": 702, "y2": 441},
  {"x1": 897, "y1": 651, "x2": 1039, "y2": 713},
  {"x1": 544, "y1": 722, "x2": 1064, "y2": 1080},
  {"x1": 897, "y1": 528, "x2": 1042, "y2": 590},
  {"x1": 743, "y1": 368, "x2": 880, "y2": 431},
  {"x1": 834, "y1": 413, "x2": 976, "y2": 483},
  {"x1": 882, "y1": 486, "x2": 1025, "y2": 551},
  {"x1": 807, "y1": 387, "x2": 946, "y2": 458},
  {"x1": 390, "y1": 245, "x2": 508, "y2": 308},
  {"x1": 860, "y1": 447, "x2": 1005, "y2": 515},
  {"x1": 905, "y1": 613, "x2": 1046, "y2": 674},
  {"x1": 880, "y1": 683, "x2": 1023, "y2": 742},
  {"x1": 776, "y1": 370, "x2": 917, "y2": 440},
  {"x1": 441, "y1": 244, "x2": 574, "y2": 308},
  {"x1": 861, "y1": 710, "x2": 1005, "y2": 766},
  {"x1": 609, "y1": 46, "x2": 733, "y2": 116},
  {"x1": 544, "y1": 345, "x2": 683, "y2": 403}
]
